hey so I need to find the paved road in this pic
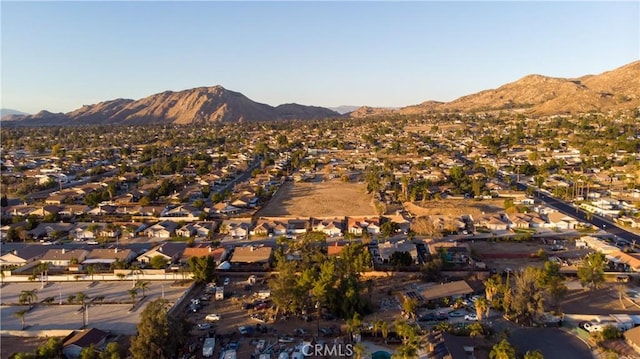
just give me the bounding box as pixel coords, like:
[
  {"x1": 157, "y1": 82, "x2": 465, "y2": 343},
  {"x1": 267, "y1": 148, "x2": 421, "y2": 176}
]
[
  {"x1": 489, "y1": 316, "x2": 593, "y2": 359},
  {"x1": 516, "y1": 183, "x2": 640, "y2": 244}
]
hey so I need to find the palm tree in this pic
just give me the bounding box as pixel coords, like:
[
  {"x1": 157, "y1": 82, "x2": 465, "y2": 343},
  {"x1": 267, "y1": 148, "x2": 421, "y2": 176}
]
[
  {"x1": 14, "y1": 309, "x2": 29, "y2": 330},
  {"x1": 76, "y1": 292, "x2": 88, "y2": 305},
  {"x1": 352, "y1": 342, "x2": 367, "y2": 359},
  {"x1": 19, "y1": 289, "x2": 38, "y2": 308},
  {"x1": 475, "y1": 297, "x2": 489, "y2": 322},
  {"x1": 484, "y1": 276, "x2": 501, "y2": 302},
  {"x1": 372, "y1": 319, "x2": 384, "y2": 338},
  {"x1": 129, "y1": 264, "x2": 142, "y2": 288},
  {"x1": 524, "y1": 350, "x2": 544, "y2": 359},
  {"x1": 381, "y1": 321, "x2": 389, "y2": 344},
  {"x1": 346, "y1": 313, "x2": 363, "y2": 342},
  {"x1": 87, "y1": 265, "x2": 96, "y2": 281},
  {"x1": 136, "y1": 280, "x2": 150, "y2": 298},
  {"x1": 490, "y1": 339, "x2": 516, "y2": 359},
  {"x1": 392, "y1": 344, "x2": 418, "y2": 359},
  {"x1": 128, "y1": 288, "x2": 138, "y2": 303}
]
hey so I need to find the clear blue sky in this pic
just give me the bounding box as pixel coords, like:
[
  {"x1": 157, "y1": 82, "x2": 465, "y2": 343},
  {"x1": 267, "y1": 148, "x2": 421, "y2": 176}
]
[{"x1": 1, "y1": 1, "x2": 638, "y2": 114}]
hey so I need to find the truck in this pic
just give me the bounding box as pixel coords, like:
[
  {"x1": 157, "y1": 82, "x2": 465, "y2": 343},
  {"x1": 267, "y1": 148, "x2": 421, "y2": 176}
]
[
  {"x1": 203, "y1": 337, "x2": 216, "y2": 357},
  {"x1": 611, "y1": 314, "x2": 635, "y2": 331}
]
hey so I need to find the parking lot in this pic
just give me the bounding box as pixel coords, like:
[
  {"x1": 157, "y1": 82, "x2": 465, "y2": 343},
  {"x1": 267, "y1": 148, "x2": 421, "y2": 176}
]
[{"x1": 1, "y1": 280, "x2": 186, "y2": 334}]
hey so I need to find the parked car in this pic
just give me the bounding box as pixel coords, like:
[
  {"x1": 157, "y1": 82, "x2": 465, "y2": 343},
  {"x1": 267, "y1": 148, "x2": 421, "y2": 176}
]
[
  {"x1": 418, "y1": 313, "x2": 438, "y2": 322},
  {"x1": 436, "y1": 312, "x2": 448, "y2": 321},
  {"x1": 205, "y1": 314, "x2": 221, "y2": 321},
  {"x1": 223, "y1": 277, "x2": 231, "y2": 286},
  {"x1": 197, "y1": 323, "x2": 213, "y2": 330},
  {"x1": 449, "y1": 310, "x2": 465, "y2": 317},
  {"x1": 465, "y1": 314, "x2": 478, "y2": 321}
]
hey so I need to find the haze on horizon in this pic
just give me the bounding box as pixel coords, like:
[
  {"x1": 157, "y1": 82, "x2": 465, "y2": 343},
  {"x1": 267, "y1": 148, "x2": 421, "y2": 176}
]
[{"x1": 1, "y1": 1, "x2": 638, "y2": 114}]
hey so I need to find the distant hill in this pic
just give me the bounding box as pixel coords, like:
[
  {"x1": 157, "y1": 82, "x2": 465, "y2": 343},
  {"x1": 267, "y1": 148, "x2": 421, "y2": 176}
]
[
  {"x1": 353, "y1": 61, "x2": 640, "y2": 117},
  {"x1": 330, "y1": 105, "x2": 361, "y2": 115},
  {"x1": 0, "y1": 108, "x2": 29, "y2": 120},
  {"x1": 5, "y1": 86, "x2": 340, "y2": 126}
]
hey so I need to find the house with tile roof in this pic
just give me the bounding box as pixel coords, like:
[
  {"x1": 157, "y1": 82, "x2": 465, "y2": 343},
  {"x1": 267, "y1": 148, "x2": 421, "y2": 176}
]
[
  {"x1": 180, "y1": 245, "x2": 228, "y2": 265},
  {"x1": 230, "y1": 245, "x2": 272, "y2": 264},
  {"x1": 40, "y1": 249, "x2": 89, "y2": 268},
  {"x1": 136, "y1": 242, "x2": 186, "y2": 265}
]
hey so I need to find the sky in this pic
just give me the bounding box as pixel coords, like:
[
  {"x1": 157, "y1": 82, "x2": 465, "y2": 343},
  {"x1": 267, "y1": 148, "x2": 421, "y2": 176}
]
[{"x1": 1, "y1": 1, "x2": 638, "y2": 114}]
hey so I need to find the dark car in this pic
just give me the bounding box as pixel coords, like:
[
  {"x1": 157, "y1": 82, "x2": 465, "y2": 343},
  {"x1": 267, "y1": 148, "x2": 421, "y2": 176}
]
[
  {"x1": 436, "y1": 312, "x2": 448, "y2": 321},
  {"x1": 418, "y1": 313, "x2": 438, "y2": 322}
]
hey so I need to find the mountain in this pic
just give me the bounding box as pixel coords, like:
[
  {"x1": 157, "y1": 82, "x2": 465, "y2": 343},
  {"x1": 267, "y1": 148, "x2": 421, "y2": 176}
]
[
  {"x1": 356, "y1": 61, "x2": 640, "y2": 117},
  {"x1": 0, "y1": 108, "x2": 29, "y2": 120},
  {"x1": 5, "y1": 86, "x2": 340, "y2": 126},
  {"x1": 330, "y1": 105, "x2": 361, "y2": 115}
]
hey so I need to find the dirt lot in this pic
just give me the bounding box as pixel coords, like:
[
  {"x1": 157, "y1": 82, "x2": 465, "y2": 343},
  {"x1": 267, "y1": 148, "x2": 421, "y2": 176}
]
[
  {"x1": 256, "y1": 180, "x2": 377, "y2": 218},
  {"x1": 405, "y1": 199, "x2": 504, "y2": 217}
]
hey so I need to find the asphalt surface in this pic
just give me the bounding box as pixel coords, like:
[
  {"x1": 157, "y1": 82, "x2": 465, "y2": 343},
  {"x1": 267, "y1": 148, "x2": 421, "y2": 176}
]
[{"x1": 516, "y1": 183, "x2": 640, "y2": 244}]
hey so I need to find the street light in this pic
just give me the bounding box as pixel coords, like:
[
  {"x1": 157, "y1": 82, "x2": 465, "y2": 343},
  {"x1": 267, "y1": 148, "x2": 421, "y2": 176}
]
[
  {"x1": 161, "y1": 284, "x2": 165, "y2": 298},
  {"x1": 59, "y1": 284, "x2": 62, "y2": 305}
]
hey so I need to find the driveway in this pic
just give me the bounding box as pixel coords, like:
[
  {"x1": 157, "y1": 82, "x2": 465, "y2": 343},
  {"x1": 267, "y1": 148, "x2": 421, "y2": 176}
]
[{"x1": 491, "y1": 317, "x2": 593, "y2": 359}]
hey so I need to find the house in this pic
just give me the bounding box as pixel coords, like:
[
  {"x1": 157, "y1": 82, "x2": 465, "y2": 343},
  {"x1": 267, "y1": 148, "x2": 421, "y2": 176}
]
[
  {"x1": 136, "y1": 242, "x2": 186, "y2": 265},
  {"x1": 0, "y1": 246, "x2": 50, "y2": 267},
  {"x1": 180, "y1": 245, "x2": 228, "y2": 265},
  {"x1": 82, "y1": 248, "x2": 136, "y2": 267},
  {"x1": 327, "y1": 242, "x2": 346, "y2": 257},
  {"x1": 176, "y1": 222, "x2": 217, "y2": 238},
  {"x1": 311, "y1": 218, "x2": 343, "y2": 237},
  {"x1": 250, "y1": 221, "x2": 272, "y2": 237},
  {"x1": 212, "y1": 202, "x2": 242, "y2": 215},
  {"x1": 27, "y1": 222, "x2": 74, "y2": 241},
  {"x1": 417, "y1": 280, "x2": 474, "y2": 302},
  {"x1": 230, "y1": 245, "x2": 273, "y2": 264},
  {"x1": 287, "y1": 219, "x2": 309, "y2": 236},
  {"x1": 222, "y1": 220, "x2": 252, "y2": 239},
  {"x1": 426, "y1": 332, "x2": 489, "y2": 359},
  {"x1": 143, "y1": 221, "x2": 180, "y2": 238},
  {"x1": 40, "y1": 249, "x2": 89, "y2": 268},
  {"x1": 347, "y1": 217, "x2": 381, "y2": 235},
  {"x1": 476, "y1": 215, "x2": 509, "y2": 231},
  {"x1": 29, "y1": 205, "x2": 62, "y2": 217},
  {"x1": 58, "y1": 205, "x2": 91, "y2": 218},
  {"x1": 624, "y1": 326, "x2": 640, "y2": 355},
  {"x1": 161, "y1": 205, "x2": 202, "y2": 219},
  {"x1": 378, "y1": 240, "x2": 418, "y2": 264},
  {"x1": 546, "y1": 212, "x2": 579, "y2": 230},
  {"x1": 62, "y1": 328, "x2": 109, "y2": 359}
]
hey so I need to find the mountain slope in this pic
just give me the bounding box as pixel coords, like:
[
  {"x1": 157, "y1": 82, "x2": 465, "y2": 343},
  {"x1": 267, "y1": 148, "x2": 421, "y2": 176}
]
[
  {"x1": 6, "y1": 86, "x2": 339, "y2": 126},
  {"x1": 362, "y1": 60, "x2": 640, "y2": 117}
]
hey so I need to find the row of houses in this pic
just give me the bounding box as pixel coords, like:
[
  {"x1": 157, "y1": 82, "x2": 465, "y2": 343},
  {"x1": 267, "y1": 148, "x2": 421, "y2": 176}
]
[{"x1": 0, "y1": 242, "x2": 274, "y2": 272}]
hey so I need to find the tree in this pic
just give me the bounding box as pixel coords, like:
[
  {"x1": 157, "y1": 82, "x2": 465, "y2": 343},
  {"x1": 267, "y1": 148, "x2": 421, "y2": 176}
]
[
  {"x1": 136, "y1": 281, "x2": 150, "y2": 298},
  {"x1": 35, "y1": 337, "x2": 63, "y2": 358},
  {"x1": 389, "y1": 251, "x2": 413, "y2": 267},
  {"x1": 577, "y1": 252, "x2": 606, "y2": 290},
  {"x1": 18, "y1": 289, "x2": 38, "y2": 308},
  {"x1": 475, "y1": 297, "x2": 489, "y2": 322},
  {"x1": 524, "y1": 350, "x2": 544, "y2": 359},
  {"x1": 128, "y1": 288, "x2": 138, "y2": 303},
  {"x1": 100, "y1": 342, "x2": 123, "y2": 359},
  {"x1": 13, "y1": 309, "x2": 28, "y2": 330},
  {"x1": 352, "y1": 342, "x2": 366, "y2": 359},
  {"x1": 490, "y1": 339, "x2": 516, "y2": 359},
  {"x1": 509, "y1": 267, "x2": 546, "y2": 325},
  {"x1": 187, "y1": 256, "x2": 216, "y2": 283},
  {"x1": 149, "y1": 255, "x2": 168, "y2": 270},
  {"x1": 129, "y1": 299, "x2": 189, "y2": 359},
  {"x1": 381, "y1": 321, "x2": 389, "y2": 343},
  {"x1": 87, "y1": 265, "x2": 96, "y2": 281},
  {"x1": 402, "y1": 298, "x2": 418, "y2": 319},
  {"x1": 80, "y1": 344, "x2": 99, "y2": 359}
]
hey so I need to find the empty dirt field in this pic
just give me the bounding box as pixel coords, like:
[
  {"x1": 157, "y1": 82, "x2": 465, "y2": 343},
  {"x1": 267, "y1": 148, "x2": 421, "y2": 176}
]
[
  {"x1": 257, "y1": 180, "x2": 377, "y2": 218},
  {"x1": 405, "y1": 199, "x2": 504, "y2": 217}
]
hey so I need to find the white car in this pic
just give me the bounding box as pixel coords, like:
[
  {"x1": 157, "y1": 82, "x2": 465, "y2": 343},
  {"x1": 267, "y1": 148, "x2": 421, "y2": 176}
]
[
  {"x1": 223, "y1": 277, "x2": 230, "y2": 286},
  {"x1": 465, "y1": 314, "x2": 478, "y2": 321},
  {"x1": 205, "y1": 314, "x2": 221, "y2": 321}
]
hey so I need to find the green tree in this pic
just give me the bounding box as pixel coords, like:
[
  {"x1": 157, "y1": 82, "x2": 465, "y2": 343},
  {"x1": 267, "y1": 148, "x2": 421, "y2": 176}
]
[
  {"x1": 128, "y1": 288, "x2": 138, "y2": 303},
  {"x1": 577, "y1": 252, "x2": 606, "y2": 290},
  {"x1": 149, "y1": 255, "x2": 168, "y2": 270},
  {"x1": 402, "y1": 298, "x2": 418, "y2": 319},
  {"x1": 18, "y1": 289, "x2": 38, "y2": 308},
  {"x1": 187, "y1": 256, "x2": 216, "y2": 283},
  {"x1": 524, "y1": 350, "x2": 544, "y2": 359},
  {"x1": 35, "y1": 337, "x2": 63, "y2": 358},
  {"x1": 490, "y1": 339, "x2": 516, "y2": 359},
  {"x1": 389, "y1": 251, "x2": 413, "y2": 267},
  {"x1": 80, "y1": 344, "x2": 99, "y2": 359},
  {"x1": 100, "y1": 342, "x2": 123, "y2": 359},
  {"x1": 129, "y1": 299, "x2": 189, "y2": 359},
  {"x1": 136, "y1": 281, "x2": 150, "y2": 298},
  {"x1": 13, "y1": 309, "x2": 28, "y2": 330}
]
